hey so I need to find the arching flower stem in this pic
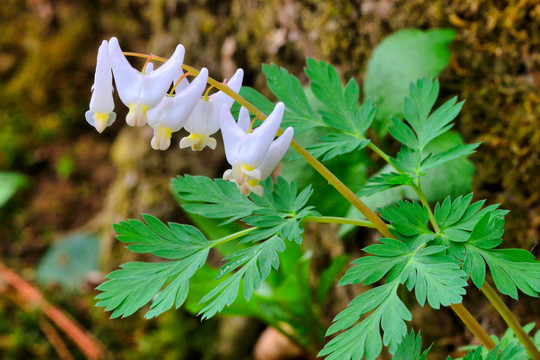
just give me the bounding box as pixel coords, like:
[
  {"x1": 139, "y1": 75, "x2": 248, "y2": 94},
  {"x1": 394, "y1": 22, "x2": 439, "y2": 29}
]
[
  {"x1": 141, "y1": 54, "x2": 154, "y2": 74},
  {"x1": 169, "y1": 72, "x2": 192, "y2": 96},
  {"x1": 203, "y1": 85, "x2": 215, "y2": 101}
]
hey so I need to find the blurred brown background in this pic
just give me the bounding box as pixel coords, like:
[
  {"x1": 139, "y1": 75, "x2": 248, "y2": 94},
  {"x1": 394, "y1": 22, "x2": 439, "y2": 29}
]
[{"x1": 0, "y1": 0, "x2": 538, "y2": 359}]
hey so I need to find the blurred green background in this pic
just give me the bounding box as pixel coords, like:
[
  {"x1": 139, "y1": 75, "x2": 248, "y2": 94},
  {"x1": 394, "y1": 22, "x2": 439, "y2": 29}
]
[{"x1": 0, "y1": 0, "x2": 538, "y2": 359}]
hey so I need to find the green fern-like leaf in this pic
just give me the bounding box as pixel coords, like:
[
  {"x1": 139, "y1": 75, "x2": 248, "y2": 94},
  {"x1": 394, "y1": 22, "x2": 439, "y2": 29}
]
[{"x1": 95, "y1": 216, "x2": 211, "y2": 319}]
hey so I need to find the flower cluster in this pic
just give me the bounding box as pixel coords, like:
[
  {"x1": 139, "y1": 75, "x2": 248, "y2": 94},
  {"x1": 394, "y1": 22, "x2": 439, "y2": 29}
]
[{"x1": 87, "y1": 38, "x2": 293, "y2": 196}]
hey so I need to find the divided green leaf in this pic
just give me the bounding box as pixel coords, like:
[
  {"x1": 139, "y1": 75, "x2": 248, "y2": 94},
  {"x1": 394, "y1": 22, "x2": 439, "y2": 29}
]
[
  {"x1": 402, "y1": 247, "x2": 467, "y2": 309},
  {"x1": 173, "y1": 175, "x2": 316, "y2": 244},
  {"x1": 322, "y1": 207, "x2": 468, "y2": 360},
  {"x1": 387, "y1": 77, "x2": 479, "y2": 177},
  {"x1": 433, "y1": 195, "x2": 540, "y2": 299},
  {"x1": 460, "y1": 343, "x2": 528, "y2": 360},
  {"x1": 262, "y1": 63, "x2": 324, "y2": 133},
  {"x1": 379, "y1": 200, "x2": 434, "y2": 242},
  {"x1": 172, "y1": 176, "x2": 319, "y2": 319},
  {"x1": 357, "y1": 173, "x2": 414, "y2": 197},
  {"x1": 305, "y1": 133, "x2": 369, "y2": 161},
  {"x1": 392, "y1": 330, "x2": 431, "y2": 360},
  {"x1": 95, "y1": 215, "x2": 211, "y2": 319},
  {"x1": 198, "y1": 235, "x2": 285, "y2": 319},
  {"x1": 319, "y1": 281, "x2": 410, "y2": 360}
]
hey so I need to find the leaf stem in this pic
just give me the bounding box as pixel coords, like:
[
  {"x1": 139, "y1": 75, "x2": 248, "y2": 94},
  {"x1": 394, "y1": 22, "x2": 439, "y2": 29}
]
[
  {"x1": 211, "y1": 228, "x2": 256, "y2": 247},
  {"x1": 450, "y1": 303, "x2": 496, "y2": 350},
  {"x1": 302, "y1": 216, "x2": 378, "y2": 228},
  {"x1": 123, "y1": 51, "x2": 495, "y2": 350},
  {"x1": 367, "y1": 142, "x2": 391, "y2": 164},
  {"x1": 481, "y1": 282, "x2": 540, "y2": 359},
  {"x1": 412, "y1": 184, "x2": 441, "y2": 233}
]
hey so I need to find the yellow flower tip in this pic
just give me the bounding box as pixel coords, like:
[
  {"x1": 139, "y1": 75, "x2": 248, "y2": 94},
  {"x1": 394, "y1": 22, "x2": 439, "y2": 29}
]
[
  {"x1": 93, "y1": 113, "x2": 110, "y2": 133},
  {"x1": 179, "y1": 133, "x2": 216, "y2": 151},
  {"x1": 246, "y1": 179, "x2": 264, "y2": 197},
  {"x1": 126, "y1": 104, "x2": 149, "y2": 127},
  {"x1": 247, "y1": 179, "x2": 259, "y2": 187},
  {"x1": 151, "y1": 126, "x2": 173, "y2": 150}
]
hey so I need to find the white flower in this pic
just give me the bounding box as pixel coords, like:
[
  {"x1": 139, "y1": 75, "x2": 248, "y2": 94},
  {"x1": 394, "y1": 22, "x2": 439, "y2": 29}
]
[
  {"x1": 180, "y1": 68, "x2": 243, "y2": 151},
  {"x1": 85, "y1": 40, "x2": 116, "y2": 133},
  {"x1": 147, "y1": 68, "x2": 209, "y2": 150},
  {"x1": 220, "y1": 102, "x2": 294, "y2": 196},
  {"x1": 108, "y1": 37, "x2": 185, "y2": 127}
]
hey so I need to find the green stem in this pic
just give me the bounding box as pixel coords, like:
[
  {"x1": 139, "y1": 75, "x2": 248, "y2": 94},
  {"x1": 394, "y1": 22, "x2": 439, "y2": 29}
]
[
  {"x1": 303, "y1": 216, "x2": 378, "y2": 228},
  {"x1": 367, "y1": 142, "x2": 391, "y2": 164},
  {"x1": 211, "y1": 228, "x2": 255, "y2": 247},
  {"x1": 123, "y1": 52, "x2": 494, "y2": 351},
  {"x1": 481, "y1": 282, "x2": 540, "y2": 359},
  {"x1": 412, "y1": 185, "x2": 441, "y2": 233},
  {"x1": 451, "y1": 303, "x2": 497, "y2": 350}
]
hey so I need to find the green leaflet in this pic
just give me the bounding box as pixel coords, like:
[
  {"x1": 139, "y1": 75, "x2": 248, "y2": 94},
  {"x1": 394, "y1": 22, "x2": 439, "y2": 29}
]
[
  {"x1": 460, "y1": 343, "x2": 528, "y2": 360},
  {"x1": 378, "y1": 200, "x2": 434, "y2": 242},
  {"x1": 392, "y1": 331, "x2": 529, "y2": 360},
  {"x1": 319, "y1": 281, "x2": 410, "y2": 360},
  {"x1": 198, "y1": 235, "x2": 285, "y2": 319},
  {"x1": 321, "y1": 231, "x2": 467, "y2": 360},
  {"x1": 304, "y1": 59, "x2": 375, "y2": 160},
  {"x1": 388, "y1": 78, "x2": 480, "y2": 178},
  {"x1": 402, "y1": 246, "x2": 467, "y2": 309},
  {"x1": 95, "y1": 215, "x2": 211, "y2": 319},
  {"x1": 392, "y1": 331, "x2": 430, "y2": 360},
  {"x1": 258, "y1": 59, "x2": 376, "y2": 161},
  {"x1": 305, "y1": 133, "x2": 369, "y2": 161},
  {"x1": 173, "y1": 175, "x2": 316, "y2": 244},
  {"x1": 261, "y1": 63, "x2": 323, "y2": 133},
  {"x1": 361, "y1": 131, "x2": 476, "y2": 202},
  {"x1": 305, "y1": 59, "x2": 371, "y2": 134},
  {"x1": 173, "y1": 175, "x2": 317, "y2": 319},
  {"x1": 356, "y1": 172, "x2": 414, "y2": 197},
  {"x1": 430, "y1": 195, "x2": 540, "y2": 298}
]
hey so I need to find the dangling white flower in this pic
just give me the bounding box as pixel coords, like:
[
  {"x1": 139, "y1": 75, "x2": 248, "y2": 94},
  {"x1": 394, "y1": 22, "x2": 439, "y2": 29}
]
[
  {"x1": 220, "y1": 103, "x2": 294, "y2": 196},
  {"x1": 108, "y1": 37, "x2": 185, "y2": 127},
  {"x1": 180, "y1": 69, "x2": 244, "y2": 151},
  {"x1": 85, "y1": 40, "x2": 116, "y2": 133},
  {"x1": 147, "y1": 68, "x2": 209, "y2": 150}
]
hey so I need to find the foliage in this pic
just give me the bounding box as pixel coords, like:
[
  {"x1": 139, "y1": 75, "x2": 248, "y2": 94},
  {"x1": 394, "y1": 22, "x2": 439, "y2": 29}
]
[
  {"x1": 392, "y1": 330, "x2": 531, "y2": 360},
  {"x1": 97, "y1": 176, "x2": 317, "y2": 320},
  {"x1": 319, "y1": 215, "x2": 468, "y2": 359},
  {"x1": 359, "y1": 77, "x2": 480, "y2": 195},
  {"x1": 249, "y1": 59, "x2": 375, "y2": 161},
  {"x1": 392, "y1": 331, "x2": 430, "y2": 360},
  {"x1": 460, "y1": 323, "x2": 540, "y2": 359}
]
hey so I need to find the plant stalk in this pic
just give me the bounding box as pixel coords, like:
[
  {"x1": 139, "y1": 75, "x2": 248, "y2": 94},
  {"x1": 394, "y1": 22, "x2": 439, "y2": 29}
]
[
  {"x1": 481, "y1": 282, "x2": 540, "y2": 359},
  {"x1": 123, "y1": 51, "x2": 495, "y2": 350},
  {"x1": 450, "y1": 303, "x2": 496, "y2": 350},
  {"x1": 412, "y1": 185, "x2": 441, "y2": 233},
  {"x1": 302, "y1": 216, "x2": 378, "y2": 228}
]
